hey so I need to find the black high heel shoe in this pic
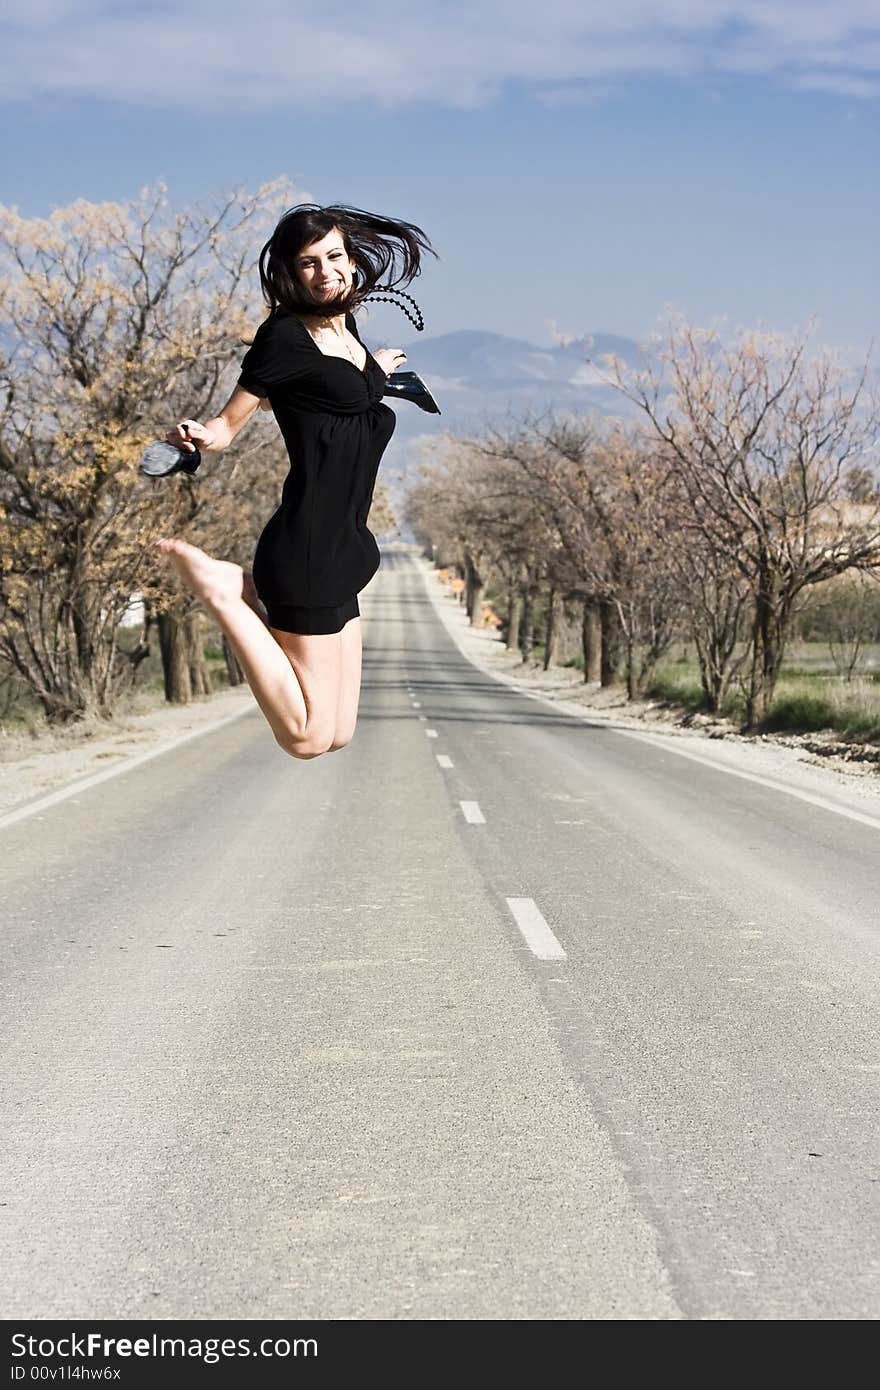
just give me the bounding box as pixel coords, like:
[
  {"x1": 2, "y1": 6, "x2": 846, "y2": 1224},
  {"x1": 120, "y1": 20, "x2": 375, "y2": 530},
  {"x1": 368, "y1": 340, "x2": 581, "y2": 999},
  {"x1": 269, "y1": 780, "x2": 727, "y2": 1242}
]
[
  {"x1": 139, "y1": 441, "x2": 202, "y2": 477},
  {"x1": 382, "y1": 370, "x2": 441, "y2": 415}
]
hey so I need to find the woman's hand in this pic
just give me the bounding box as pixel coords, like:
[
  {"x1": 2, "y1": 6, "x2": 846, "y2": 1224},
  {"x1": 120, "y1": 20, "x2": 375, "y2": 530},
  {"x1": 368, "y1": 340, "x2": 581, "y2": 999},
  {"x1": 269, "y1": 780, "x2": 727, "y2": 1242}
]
[
  {"x1": 372, "y1": 348, "x2": 407, "y2": 378},
  {"x1": 165, "y1": 418, "x2": 216, "y2": 453}
]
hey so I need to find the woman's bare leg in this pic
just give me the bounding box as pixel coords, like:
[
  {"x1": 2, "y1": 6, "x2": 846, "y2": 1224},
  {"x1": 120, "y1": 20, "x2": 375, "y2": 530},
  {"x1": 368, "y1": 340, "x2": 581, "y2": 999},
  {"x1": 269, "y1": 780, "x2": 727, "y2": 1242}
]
[
  {"x1": 328, "y1": 616, "x2": 363, "y2": 750},
  {"x1": 242, "y1": 572, "x2": 268, "y2": 625},
  {"x1": 153, "y1": 539, "x2": 344, "y2": 758},
  {"x1": 269, "y1": 626, "x2": 345, "y2": 756}
]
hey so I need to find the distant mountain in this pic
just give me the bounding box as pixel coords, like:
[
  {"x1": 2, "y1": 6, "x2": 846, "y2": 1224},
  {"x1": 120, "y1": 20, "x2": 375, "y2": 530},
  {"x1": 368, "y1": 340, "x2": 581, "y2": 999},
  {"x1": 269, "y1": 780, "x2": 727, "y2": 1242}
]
[
  {"x1": 404, "y1": 328, "x2": 648, "y2": 385},
  {"x1": 373, "y1": 326, "x2": 880, "y2": 509},
  {"x1": 377, "y1": 327, "x2": 649, "y2": 484}
]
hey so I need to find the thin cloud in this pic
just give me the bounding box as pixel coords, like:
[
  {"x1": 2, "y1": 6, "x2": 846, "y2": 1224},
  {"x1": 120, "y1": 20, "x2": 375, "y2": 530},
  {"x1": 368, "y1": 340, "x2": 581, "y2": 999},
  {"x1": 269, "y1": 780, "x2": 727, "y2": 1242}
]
[
  {"x1": 2, "y1": 1, "x2": 878, "y2": 110},
  {"x1": 792, "y1": 72, "x2": 880, "y2": 97}
]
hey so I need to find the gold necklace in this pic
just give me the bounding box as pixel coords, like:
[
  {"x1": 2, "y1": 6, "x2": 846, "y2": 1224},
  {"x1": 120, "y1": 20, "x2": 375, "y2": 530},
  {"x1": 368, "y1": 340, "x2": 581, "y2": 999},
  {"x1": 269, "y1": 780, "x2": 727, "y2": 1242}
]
[{"x1": 312, "y1": 321, "x2": 359, "y2": 366}]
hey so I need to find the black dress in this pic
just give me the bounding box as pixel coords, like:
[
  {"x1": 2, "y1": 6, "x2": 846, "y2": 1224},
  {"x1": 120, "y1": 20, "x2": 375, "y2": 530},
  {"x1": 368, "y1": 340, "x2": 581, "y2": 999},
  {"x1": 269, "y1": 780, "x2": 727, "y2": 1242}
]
[{"x1": 236, "y1": 308, "x2": 396, "y2": 634}]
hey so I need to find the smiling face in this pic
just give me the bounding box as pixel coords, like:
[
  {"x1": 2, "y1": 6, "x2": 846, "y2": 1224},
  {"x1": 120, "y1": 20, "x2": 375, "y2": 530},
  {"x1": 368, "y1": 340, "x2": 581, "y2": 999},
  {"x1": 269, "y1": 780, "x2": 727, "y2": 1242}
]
[{"x1": 293, "y1": 226, "x2": 357, "y2": 308}]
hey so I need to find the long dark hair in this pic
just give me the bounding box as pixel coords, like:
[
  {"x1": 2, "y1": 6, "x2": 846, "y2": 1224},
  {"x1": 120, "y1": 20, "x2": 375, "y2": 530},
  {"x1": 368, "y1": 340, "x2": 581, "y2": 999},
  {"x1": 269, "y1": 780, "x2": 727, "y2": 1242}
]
[{"x1": 255, "y1": 203, "x2": 437, "y2": 328}]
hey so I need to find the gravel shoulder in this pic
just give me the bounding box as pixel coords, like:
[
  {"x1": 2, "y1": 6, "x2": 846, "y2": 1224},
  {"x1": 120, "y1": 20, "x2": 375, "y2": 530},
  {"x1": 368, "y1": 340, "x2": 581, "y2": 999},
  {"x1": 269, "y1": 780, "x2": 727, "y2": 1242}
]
[
  {"x1": 417, "y1": 556, "x2": 880, "y2": 815},
  {"x1": 0, "y1": 685, "x2": 255, "y2": 818}
]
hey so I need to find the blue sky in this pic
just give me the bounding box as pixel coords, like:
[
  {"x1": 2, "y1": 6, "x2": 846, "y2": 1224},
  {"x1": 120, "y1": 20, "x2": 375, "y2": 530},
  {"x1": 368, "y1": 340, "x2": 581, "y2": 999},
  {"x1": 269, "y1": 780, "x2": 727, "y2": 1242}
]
[{"x1": 3, "y1": 1, "x2": 878, "y2": 360}]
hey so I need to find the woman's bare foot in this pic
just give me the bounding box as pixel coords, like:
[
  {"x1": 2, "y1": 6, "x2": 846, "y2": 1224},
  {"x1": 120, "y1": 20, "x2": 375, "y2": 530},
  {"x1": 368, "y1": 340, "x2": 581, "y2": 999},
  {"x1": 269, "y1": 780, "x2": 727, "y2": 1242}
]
[{"x1": 153, "y1": 538, "x2": 244, "y2": 612}]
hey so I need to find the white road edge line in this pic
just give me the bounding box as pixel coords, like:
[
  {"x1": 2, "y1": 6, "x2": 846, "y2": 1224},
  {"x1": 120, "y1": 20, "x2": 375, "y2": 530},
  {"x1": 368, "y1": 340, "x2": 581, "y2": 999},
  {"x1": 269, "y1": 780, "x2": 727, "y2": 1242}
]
[
  {"x1": 460, "y1": 800, "x2": 486, "y2": 824},
  {"x1": 416, "y1": 555, "x2": 880, "y2": 837},
  {"x1": 506, "y1": 897, "x2": 567, "y2": 960},
  {"x1": 0, "y1": 700, "x2": 256, "y2": 833},
  {"x1": 617, "y1": 729, "x2": 880, "y2": 834},
  {"x1": 436, "y1": 754, "x2": 454, "y2": 769}
]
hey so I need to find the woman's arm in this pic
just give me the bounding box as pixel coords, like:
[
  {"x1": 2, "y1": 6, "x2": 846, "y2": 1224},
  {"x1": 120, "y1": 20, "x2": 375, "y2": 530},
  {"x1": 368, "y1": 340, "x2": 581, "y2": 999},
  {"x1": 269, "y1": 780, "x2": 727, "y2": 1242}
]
[{"x1": 165, "y1": 385, "x2": 266, "y2": 453}]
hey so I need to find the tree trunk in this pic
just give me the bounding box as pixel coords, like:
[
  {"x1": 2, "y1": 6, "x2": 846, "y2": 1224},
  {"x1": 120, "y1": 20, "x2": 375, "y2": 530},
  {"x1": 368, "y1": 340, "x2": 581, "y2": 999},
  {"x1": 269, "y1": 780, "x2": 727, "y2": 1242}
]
[
  {"x1": 691, "y1": 576, "x2": 751, "y2": 714},
  {"x1": 69, "y1": 591, "x2": 108, "y2": 718},
  {"x1": 520, "y1": 585, "x2": 536, "y2": 663},
  {"x1": 465, "y1": 553, "x2": 485, "y2": 627},
  {"x1": 581, "y1": 599, "x2": 601, "y2": 683},
  {"x1": 626, "y1": 636, "x2": 638, "y2": 701},
  {"x1": 70, "y1": 593, "x2": 94, "y2": 690},
  {"x1": 746, "y1": 573, "x2": 789, "y2": 726},
  {"x1": 222, "y1": 634, "x2": 244, "y2": 686},
  {"x1": 157, "y1": 610, "x2": 192, "y2": 704},
  {"x1": 600, "y1": 599, "x2": 621, "y2": 687},
  {"x1": 635, "y1": 654, "x2": 659, "y2": 699},
  {"x1": 186, "y1": 612, "x2": 211, "y2": 697},
  {"x1": 506, "y1": 586, "x2": 523, "y2": 651},
  {"x1": 543, "y1": 588, "x2": 564, "y2": 670},
  {"x1": 695, "y1": 631, "x2": 729, "y2": 713}
]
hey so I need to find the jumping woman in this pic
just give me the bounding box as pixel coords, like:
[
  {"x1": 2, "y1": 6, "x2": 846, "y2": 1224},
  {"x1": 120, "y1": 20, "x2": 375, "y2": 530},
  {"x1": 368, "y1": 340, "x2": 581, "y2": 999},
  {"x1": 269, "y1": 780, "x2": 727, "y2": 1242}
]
[{"x1": 153, "y1": 204, "x2": 437, "y2": 759}]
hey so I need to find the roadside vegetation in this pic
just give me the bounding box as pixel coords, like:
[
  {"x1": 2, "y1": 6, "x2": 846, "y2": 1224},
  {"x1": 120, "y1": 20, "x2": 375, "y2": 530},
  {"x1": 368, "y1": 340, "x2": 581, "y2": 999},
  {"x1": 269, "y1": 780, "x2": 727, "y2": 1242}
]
[
  {"x1": 407, "y1": 316, "x2": 880, "y2": 743},
  {"x1": 2, "y1": 188, "x2": 875, "y2": 743},
  {"x1": 641, "y1": 645, "x2": 880, "y2": 739},
  {"x1": 0, "y1": 182, "x2": 396, "y2": 733}
]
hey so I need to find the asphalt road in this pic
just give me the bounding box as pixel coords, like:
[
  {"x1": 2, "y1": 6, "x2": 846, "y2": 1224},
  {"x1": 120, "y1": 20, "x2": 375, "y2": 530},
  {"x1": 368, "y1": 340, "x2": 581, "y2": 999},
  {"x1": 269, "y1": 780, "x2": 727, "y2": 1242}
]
[{"x1": 1, "y1": 550, "x2": 878, "y2": 1320}]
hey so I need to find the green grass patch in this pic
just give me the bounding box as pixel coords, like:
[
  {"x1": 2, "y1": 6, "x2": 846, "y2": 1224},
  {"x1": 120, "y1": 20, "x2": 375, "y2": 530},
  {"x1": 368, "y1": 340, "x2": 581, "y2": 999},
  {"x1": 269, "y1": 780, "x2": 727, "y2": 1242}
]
[
  {"x1": 647, "y1": 666, "x2": 706, "y2": 706},
  {"x1": 645, "y1": 658, "x2": 880, "y2": 740},
  {"x1": 763, "y1": 677, "x2": 880, "y2": 738}
]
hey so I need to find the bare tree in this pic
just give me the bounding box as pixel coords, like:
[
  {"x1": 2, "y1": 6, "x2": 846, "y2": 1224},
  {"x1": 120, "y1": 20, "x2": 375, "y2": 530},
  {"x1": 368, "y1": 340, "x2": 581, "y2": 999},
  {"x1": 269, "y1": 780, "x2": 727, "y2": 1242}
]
[
  {"x1": 664, "y1": 476, "x2": 753, "y2": 712},
  {"x1": 479, "y1": 415, "x2": 684, "y2": 697},
  {"x1": 0, "y1": 179, "x2": 294, "y2": 719},
  {"x1": 801, "y1": 572, "x2": 880, "y2": 681},
  {"x1": 603, "y1": 316, "x2": 880, "y2": 723},
  {"x1": 406, "y1": 433, "x2": 557, "y2": 648}
]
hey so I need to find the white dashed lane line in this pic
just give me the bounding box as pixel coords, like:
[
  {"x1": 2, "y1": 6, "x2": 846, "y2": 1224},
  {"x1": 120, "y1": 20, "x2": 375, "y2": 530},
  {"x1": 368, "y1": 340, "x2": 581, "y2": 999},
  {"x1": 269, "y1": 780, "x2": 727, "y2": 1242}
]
[
  {"x1": 505, "y1": 898, "x2": 567, "y2": 961},
  {"x1": 407, "y1": 663, "x2": 564, "y2": 965},
  {"x1": 418, "y1": 697, "x2": 566, "y2": 965}
]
